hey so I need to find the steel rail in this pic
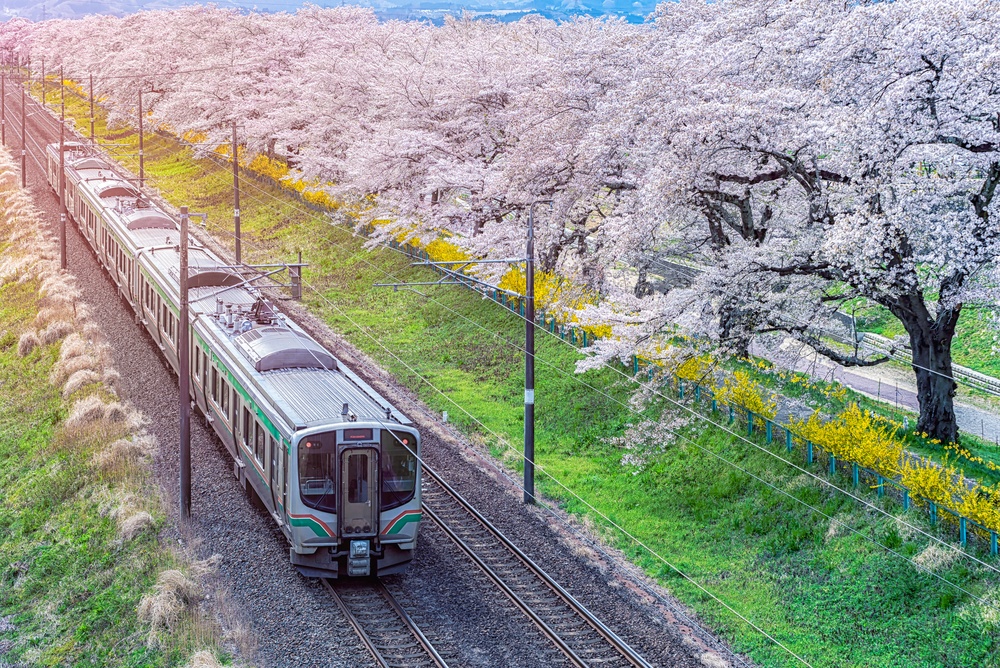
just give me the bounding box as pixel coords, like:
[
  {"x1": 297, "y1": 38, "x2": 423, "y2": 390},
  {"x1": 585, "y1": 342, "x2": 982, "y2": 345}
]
[
  {"x1": 421, "y1": 462, "x2": 652, "y2": 668},
  {"x1": 322, "y1": 578, "x2": 451, "y2": 668}
]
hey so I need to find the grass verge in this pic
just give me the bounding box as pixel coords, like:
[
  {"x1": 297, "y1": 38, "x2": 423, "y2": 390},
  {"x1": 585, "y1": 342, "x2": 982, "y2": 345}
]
[{"x1": 0, "y1": 146, "x2": 228, "y2": 668}]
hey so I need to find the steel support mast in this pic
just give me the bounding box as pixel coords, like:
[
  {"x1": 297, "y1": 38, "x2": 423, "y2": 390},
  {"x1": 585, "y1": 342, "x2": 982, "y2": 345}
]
[{"x1": 179, "y1": 206, "x2": 191, "y2": 519}]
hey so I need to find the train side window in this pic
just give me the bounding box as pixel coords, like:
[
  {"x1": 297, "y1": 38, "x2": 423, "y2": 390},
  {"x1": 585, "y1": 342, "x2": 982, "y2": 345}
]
[
  {"x1": 268, "y1": 435, "x2": 277, "y2": 482},
  {"x1": 210, "y1": 367, "x2": 218, "y2": 404},
  {"x1": 229, "y1": 386, "x2": 237, "y2": 424},
  {"x1": 242, "y1": 406, "x2": 251, "y2": 447},
  {"x1": 193, "y1": 347, "x2": 201, "y2": 381},
  {"x1": 221, "y1": 379, "x2": 230, "y2": 418},
  {"x1": 252, "y1": 421, "x2": 262, "y2": 463}
]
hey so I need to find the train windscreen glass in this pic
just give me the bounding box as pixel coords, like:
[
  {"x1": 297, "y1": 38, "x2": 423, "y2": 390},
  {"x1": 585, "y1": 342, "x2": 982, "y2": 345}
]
[
  {"x1": 298, "y1": 434, "x2": 336, "y2": 513},
  {"x1": 381, "y1": 430, "x2": 417, "y2": 510}
]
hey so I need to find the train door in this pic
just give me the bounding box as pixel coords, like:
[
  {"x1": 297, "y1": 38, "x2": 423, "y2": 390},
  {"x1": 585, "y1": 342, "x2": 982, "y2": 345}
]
[{"x1": 339, "y1": 448, "x2": 378, "y2": 538}]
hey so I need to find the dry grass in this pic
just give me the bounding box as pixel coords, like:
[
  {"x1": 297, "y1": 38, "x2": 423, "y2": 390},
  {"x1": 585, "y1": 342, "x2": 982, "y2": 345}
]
[
  {"x1": 40, "y1": 320, "x2": 74, "y2": 345},
  {"x1": 103, "y1": 401, "x2": 144, "y2": 431},
  {"x1": 51, "y1": 353, "x2": 99, "y2": 385},
  {"x1": 62, "y1": 369, "x2": 102, "y2": 398},
  {"x1": 138, "y1": 570, "x2": 202, "y2": 647},
  {"x1": 182, "y1": 651, "x2": 224, "y2": 668},
  {"x1": 17, "y1": 330, "x2": 40, "y2": 357},
  {"x1": 119, "y1": 511, "x2": 155, "y2": 541},
  {"x1": 93, "y1": 433, "x2": 157, "y2": 472},
  {"x1": 912, "y1": 543, "x2": 960, "y2": 572},
  {"x1": 65, "y1": 395, "x2": 110, "y2": 431}
]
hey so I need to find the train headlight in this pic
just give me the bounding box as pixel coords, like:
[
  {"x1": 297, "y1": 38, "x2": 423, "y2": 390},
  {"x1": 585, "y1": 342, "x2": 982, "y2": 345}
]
[{"x1": 350, "y1": 540, "x2": 370, "y2": 559}]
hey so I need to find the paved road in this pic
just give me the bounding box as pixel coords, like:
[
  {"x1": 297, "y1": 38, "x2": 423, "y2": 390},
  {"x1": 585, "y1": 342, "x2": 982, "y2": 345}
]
[{"x1": 755, "y1": 339, "x2": 1000, "y2": 445}]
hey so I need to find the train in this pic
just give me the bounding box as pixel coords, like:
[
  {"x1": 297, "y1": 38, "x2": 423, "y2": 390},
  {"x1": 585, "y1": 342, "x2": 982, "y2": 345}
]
[{"x1": 45, "y1": 140, "x2": 422, "y2": 579}]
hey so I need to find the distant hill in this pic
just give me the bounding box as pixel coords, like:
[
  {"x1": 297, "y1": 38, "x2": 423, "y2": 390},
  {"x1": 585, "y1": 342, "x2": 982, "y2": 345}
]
[{"x1": 1, "y1": 0, "x2": 655, "y2": 24}]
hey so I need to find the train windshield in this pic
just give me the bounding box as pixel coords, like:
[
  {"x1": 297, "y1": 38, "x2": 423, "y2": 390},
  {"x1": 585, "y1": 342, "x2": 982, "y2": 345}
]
[
  {"x1": 381, "y1": 430, "x2": 417, "y2": 511},
  {"x1": 298, "y1": 434, "x2": 336, "y2": 513}
]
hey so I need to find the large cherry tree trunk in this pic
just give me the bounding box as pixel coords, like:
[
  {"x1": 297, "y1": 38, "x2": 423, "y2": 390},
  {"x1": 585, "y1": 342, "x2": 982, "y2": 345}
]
[{"x1": 889, "y1": 294, "x2": 961, "y2": 443}]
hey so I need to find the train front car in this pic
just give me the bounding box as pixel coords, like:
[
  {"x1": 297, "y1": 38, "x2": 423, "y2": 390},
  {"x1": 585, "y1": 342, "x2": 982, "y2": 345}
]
[{"x1": 289, "y1": 421, "x2": 421, "y2": 578}]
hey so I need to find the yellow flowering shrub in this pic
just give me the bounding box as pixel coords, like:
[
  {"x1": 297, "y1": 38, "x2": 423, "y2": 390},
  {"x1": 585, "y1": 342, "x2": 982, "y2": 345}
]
[
  {"x1": 425, "y1": 238, "x2": 469, "y2": 263},
  {"x1": 247, "y1": 153, "x2": 289, "y2": 181},
  {"x1": 674, "y1": 354, "x2": 715, "y2": 385},
  {"x1": 792, "y1": 404, "x2": 902, "y2": 477},
  {"x1": 958, "y1": 485, "x2": 1000, "y2": 534},
  {"x1": 900, "y1": 457, "x2": 966, "y2": 511},
  {"x1": 714, "y1": 370, "x2": 778, "y2": 419}
]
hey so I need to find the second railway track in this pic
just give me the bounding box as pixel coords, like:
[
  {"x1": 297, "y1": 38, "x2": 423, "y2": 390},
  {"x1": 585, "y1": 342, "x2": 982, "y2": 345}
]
[{"x1": 421, "y1": 462, "x2": 653, "y2": 668}]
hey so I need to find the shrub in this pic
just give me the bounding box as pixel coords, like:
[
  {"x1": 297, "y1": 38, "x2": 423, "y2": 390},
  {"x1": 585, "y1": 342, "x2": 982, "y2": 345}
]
[
  {"x1": 713, "y1": 370, "x2": 778, "y2": 419},
  {"x1": 793, "y1": 404, "x2": 903, "y2": 477}
]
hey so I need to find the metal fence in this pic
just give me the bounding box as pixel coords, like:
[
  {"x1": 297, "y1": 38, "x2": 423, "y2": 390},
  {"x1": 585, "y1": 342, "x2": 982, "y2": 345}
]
[{"x1": 635, "y1": 358, "x2": 1000, "y2": 558}]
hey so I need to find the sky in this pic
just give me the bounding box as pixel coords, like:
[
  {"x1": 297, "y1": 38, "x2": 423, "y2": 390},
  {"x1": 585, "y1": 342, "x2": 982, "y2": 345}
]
[{"x1": 1, "y1": 0, "x2": 659, "y2": 24}]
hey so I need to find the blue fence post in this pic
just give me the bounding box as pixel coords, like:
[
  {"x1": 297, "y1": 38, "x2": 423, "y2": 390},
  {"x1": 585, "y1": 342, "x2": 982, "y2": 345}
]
[
  {"x1": 807, "y1": 441, "x2": 814, "y2": 465},
  {"x1": 678, "y1": 381, "x2": 685, "y2": 399},
  {"x1": 747, "y1": 412, "x2": 754, "y2": 435},
  {"x1": 711, "y1": 398, "x2": 717, "y2": 413},
  {"x1": 929, "y1": 501, "x2": 937, "y2": 527},
  {"x1": 632, "y1": 355, "x2": 638, "y2": 375},
  {"x1": 992, "y1": 531, "x2": 998, "y2": 556},
  {"x1": 560, "y1": 326, "x2": 565, "y2": 341},
  {"x1": 571, "y1": 329, "x2": 577, "y2": 345},
  {"x1": 960, "y1": 517, "x2": 967, "y2": 547},
  {"x1": 829, "y1": 454, "x2": 837, "y2": 476},
  {"x1": 766, "y1": 421, "x2": 773, "y2": 443},
  {"x1": 500, "y1": 293, "x2": 506, "y2": 308},
  {"x1": 903, "y1": 489, "x2": 910, "y2": 510},
  {"x1": 582, "y1": 331, "x2": 588, "y2": 347},
  {"x1": 647, "y1": 366, "x2": 654, "y2": 381},
  {"x1": 785, "y1": 429, "x2": 792, "y2": 453},
  {"x1": 877, "y1": 475, "x2": 884, "y2": 497},
  {"x1": 694, "y1": 385, "x2": 701, "y2": 402},
  {"x1": 520, "y1": 300, "x2": 525, "y2": 317},
  {"x1": 729, "y1": 406, "x2": 735, "y2": 424},
  {"x1": 852, "y1": 463, "x2": 859, "y2": 487}
]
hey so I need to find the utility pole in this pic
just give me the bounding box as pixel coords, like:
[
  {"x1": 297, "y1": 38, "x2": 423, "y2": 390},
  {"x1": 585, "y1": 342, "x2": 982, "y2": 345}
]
[
  {"x1": 138, "y1": 89, "x2": 144, "y2": 187},
  {"x1": 179, "y1": 205, "x2": 191, "y2": 519},
  {"x1": 232, "y1": 121, "x2": 241, "y2": 264},
  {"x1": 59, "y1": 66, "x2": 66, "y2": 270},
  {"x1": 89, "y1": 73, "x2": 94, "y2": 144},
  {"x1": 2, "y1": 70, "x2": 6, "y2": 146},
  {"x1": 40, "y1": 57, "x2": 45, "y2": 108},
  {"x1": 523, "y1": 200, "x2": 550, "y2": 504},
  {"x1": 20, "y1": 77, "x2": 25, "y2": 188}
]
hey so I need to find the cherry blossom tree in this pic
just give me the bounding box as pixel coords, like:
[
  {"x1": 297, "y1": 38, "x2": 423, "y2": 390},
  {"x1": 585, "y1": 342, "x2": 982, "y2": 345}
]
[
  {"x1": 7, "y1": 1, "x2": 999, "y2": 443},
  {"x1": 585, "y1": 0, "x2": 1000, "y2": 443}
]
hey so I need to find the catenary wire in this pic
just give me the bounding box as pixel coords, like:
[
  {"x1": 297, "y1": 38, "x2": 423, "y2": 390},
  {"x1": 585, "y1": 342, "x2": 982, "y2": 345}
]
[
  {"x1": 16, "y1": 79, "x2": 997, "y2": 659},
  {"x1": 25, "y1": 79, "x2": 999, "y2": 583}
]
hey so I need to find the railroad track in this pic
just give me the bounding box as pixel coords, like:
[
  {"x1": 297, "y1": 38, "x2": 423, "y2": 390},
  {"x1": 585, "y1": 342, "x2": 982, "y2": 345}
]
[
  {"x1": 421, "y1": 462, "x2": 653, "y2": 668},
  {"x1": 323, "y1": 578, "x2": 452, "y2": 668}
]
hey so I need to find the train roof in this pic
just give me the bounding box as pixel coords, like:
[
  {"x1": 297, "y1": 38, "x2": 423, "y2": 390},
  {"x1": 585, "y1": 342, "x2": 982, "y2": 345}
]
[{"x1": 55, "y1": 142, "x2": 411, "y2": 432}]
